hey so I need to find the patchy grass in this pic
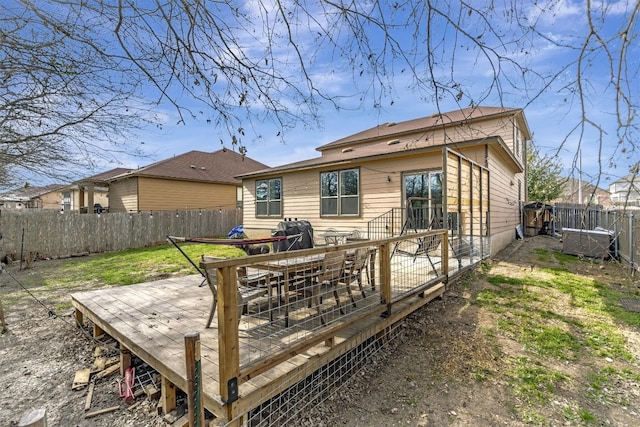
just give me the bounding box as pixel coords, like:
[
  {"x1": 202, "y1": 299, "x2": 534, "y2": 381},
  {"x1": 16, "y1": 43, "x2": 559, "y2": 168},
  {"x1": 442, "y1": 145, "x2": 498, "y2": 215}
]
[
  {"x1": 23, "y1": 243, "x2": 246, "y2": 289},
  {"x1": 475, "y1": 250, "x2": 640, "y2": 423},
  {"x1": 509, "y1": 357, "x2": 566, "y2": 405}
]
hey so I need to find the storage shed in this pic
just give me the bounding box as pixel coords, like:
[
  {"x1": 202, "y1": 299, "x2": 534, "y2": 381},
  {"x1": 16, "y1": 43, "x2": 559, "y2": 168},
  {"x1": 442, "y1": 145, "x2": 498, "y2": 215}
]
[{"x1": 523, "y1": 202, "x2": 555, "y2": 237}]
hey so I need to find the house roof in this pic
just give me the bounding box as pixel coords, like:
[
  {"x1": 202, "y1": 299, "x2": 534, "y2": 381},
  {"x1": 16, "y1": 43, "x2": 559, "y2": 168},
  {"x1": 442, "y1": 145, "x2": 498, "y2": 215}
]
[
  {"x1": 68, "y1": 167, "x2": 134, "y2": 188},
  {"x1": 610, "y1": 173, "x2": 639, "y2": 186},
  {"x1": 0, "y1": 184, "x2": 66, "y2": 201},
  {"x1": 81, "y1": 168, "x2": 133, "y2": 183},
  {"x1": 108, "y1": 149, "x2": 269, "y2": 185},
  {"x1": 318, "y1": 106, "x2": 530, "y2": 151},
  {"x1": 240, "y1": 106, "x2": 527, "y2": 178}
]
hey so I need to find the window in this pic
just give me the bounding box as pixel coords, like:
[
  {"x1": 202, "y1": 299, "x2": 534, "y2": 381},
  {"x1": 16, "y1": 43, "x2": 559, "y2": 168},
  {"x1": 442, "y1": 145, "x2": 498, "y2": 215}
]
[
  {"x1": 62, "y1": 192, "x2": 71, "y2": 212},
  {"x1": 255, "y1": 178, "x2": 281, "y2": 217},
  {"x1": 404, "y1": 171, "x2": 443, "y2": 229},
  {"x1": 514, "y1": 122, "x2": 523, "y2": 159},
  {"x1": 320, "y1": 168, "x2": 359, "y2": 216}
]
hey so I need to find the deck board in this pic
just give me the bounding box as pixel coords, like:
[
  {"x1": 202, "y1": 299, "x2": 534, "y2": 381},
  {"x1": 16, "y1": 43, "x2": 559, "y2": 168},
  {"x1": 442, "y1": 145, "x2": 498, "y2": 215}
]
[{"x1": 72, "y1": 268, "x2": 447, "y2": 421}]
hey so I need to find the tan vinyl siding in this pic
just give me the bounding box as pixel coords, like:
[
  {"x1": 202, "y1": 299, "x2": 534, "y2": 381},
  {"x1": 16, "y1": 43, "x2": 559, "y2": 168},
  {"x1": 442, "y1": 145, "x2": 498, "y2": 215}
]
[
  {"x1": 39, "y1": 192, "x2": 62, "y2": 209},
  {"x1": 137, "y1": 177, "x2": 238, "y2": 211},
  {"x1": 457, "y1": 144, "x2": 521, "y2": 237},
  {"x1": 94, "y1": 192, "x2": 110, "y2": 209},
  {"x1": 242, "y1": 112, "x2": 526, "y2": 248},
  {"x1": 69, "y1": 189, "x2": 109, "y2": 212},
  {"x1": 109, "y1": 178, "x2": 139, "y2": 213},
  {"x1": 243, "y1": 153, "x2": 441, "y2": 236},
  {"x1": 486, "y1": 145, "x2": 522, "y2": 235}
]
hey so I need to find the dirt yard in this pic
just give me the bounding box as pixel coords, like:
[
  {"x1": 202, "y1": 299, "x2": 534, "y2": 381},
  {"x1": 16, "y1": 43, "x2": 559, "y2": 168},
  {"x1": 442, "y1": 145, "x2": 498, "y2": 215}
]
[{"x1": 1, "y1": 236, "x2": 639, "y2": 426}]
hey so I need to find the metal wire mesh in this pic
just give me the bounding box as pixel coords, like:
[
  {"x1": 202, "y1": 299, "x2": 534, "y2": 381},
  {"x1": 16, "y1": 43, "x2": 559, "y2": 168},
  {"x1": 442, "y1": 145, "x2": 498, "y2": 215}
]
[
  {"x1": 234, "y1": 323, "x2": 404, "y2": 427},
  {"x1": 237, "y1": 249, "x2": 383, "y2": 368}
]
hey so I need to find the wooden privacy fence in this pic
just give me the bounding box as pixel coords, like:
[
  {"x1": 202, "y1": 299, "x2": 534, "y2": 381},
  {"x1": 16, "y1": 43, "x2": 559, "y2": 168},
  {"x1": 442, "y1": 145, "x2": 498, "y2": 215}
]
[
  {"x1": 554, "y1": 204, "x2": 638, "y2": 275},
  {"x1": 0, "y1": 208, "x2": 242, "y2": 260},
  {"x1": 599, "y1": 210, "x2": 639, "y2": 275},
  {"x1": 555, "y1": 203, "x2": 603, "y2": 230}
]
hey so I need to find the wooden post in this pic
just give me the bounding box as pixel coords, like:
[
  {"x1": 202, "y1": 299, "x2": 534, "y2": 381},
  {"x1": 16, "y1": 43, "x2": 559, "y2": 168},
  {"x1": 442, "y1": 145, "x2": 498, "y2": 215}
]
[
  {"x1": 441, "y1": 230, "x2": 449, "y2": 284},
  {"x1": 120, "y1": 345, "x2": 132, "y2": 377},
  {"x1": 93, "y1": 324, "x2": 104, "y2": 339},
  {"x1": 379, "y1": 242, "x2": 392, "y2": 317},
  {"x1": 161, "y1": 376, "x2": 177, "y2": 415},
  {"x1": 74, "y1": 308, "x2": 83, "y2": 327},
  {"x1": 185, "y1": 332, "x2": 205, "y2": 427},
  {"x1": 0, "y1": 299, "x2": 7, "y2": 333},
  {"x1": 217, "y1": 265, "x2": 241, "y2": 421}
]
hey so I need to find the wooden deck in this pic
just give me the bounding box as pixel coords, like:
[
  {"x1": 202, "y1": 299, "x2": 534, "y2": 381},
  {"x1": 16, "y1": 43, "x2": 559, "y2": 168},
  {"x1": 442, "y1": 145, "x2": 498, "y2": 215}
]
[{"x1": 71, "y1": 272, "x2": 446, "y2": 422}]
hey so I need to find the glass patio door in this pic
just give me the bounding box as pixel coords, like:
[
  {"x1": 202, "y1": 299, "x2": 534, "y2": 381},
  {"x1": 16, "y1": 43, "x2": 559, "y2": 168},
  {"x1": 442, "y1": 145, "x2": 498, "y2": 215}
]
[{"x1": 403, "y1": 171, "x2": 443, "y2": 229}]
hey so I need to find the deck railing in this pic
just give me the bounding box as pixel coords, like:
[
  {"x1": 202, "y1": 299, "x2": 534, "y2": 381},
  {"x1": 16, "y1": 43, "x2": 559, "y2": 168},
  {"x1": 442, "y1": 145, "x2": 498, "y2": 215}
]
[{"x1": 200, "y1": 229, "x2": 474, "y2": 412}]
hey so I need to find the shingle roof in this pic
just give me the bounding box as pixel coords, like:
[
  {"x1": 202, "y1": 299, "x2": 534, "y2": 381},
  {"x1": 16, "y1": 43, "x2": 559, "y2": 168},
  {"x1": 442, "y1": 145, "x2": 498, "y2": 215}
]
[
  {"x1": 109, "y1": 149, "x2": 269, "y2": 184},
  {"x1": 70, "y1": 168, "x2": 133, "y2": 186},
  {"x1": 610, "y1": 173, "x2": 639, "y2": 186},
  {"x1": 318, "y1": 106, "x2": 525, "y2": 151},
  {"x1": 85, "y1": 168, "x2": 132, "y2": 182},
  {"x1": 0, "y1": 184, "x2": 66, "y2": 201},
  {"x1": 240, "y1": 106, "x2": 525, "y2": 178}
]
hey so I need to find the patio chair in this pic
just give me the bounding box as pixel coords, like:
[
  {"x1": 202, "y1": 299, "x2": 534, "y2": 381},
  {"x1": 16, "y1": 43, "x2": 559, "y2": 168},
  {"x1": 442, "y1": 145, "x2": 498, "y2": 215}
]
[
  {"x1": 345, "y1": 247, "x2": 372, "y2": 299},
  {"x1": 317, "y1": 251, "x2": 353, "y2": 318},
  {"x1": 293, "y1": 251, "x2": 348, "y2": 324},
  {"x1": 201, "y1": 256, "x2": 274, "y2": 328}
]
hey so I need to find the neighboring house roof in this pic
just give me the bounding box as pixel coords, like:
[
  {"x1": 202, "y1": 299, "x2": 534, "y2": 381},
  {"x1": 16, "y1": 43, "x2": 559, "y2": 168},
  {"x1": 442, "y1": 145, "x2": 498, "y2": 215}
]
[
  {"x1": 64, "y1": 167, "x2": 134, "y2": 192},
  {"x1": 240, "y1": 106, "x2": 528, "y2": 178},
  {"x1": 75, "y1": 168, "x2": 133, "y2": 185},
  {"x1": 108, "y1": 149, "x2": 269, "y2": 185},
  {"x1": 609, "y1": 173, "x2": 640, "y2": 204},
  {"x1": 553, "y1": 177, "x2": 611, "y2": 206},
  {"x1": 610, "y1": 173, "x2": 639, "y2": 188},
  {"x1": 0, "y1": 184, "x2": 66, "y2": 202}
]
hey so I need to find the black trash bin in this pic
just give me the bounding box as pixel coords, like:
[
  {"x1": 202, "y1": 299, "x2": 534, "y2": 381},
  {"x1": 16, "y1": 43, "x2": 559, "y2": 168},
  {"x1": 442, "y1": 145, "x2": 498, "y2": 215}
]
[{"x1": 272, "y1": 220, "x2": 314, "y2": 252}]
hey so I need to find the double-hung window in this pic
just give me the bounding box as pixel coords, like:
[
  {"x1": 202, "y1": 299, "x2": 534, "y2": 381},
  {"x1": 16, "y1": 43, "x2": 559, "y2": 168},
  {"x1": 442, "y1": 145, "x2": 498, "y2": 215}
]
[
  {"x1": 320, "y1": 168, "x2": 359, "y2": 216},
  {"x1": 255, "y1": 178, "x2": 281, "y2": 217}
]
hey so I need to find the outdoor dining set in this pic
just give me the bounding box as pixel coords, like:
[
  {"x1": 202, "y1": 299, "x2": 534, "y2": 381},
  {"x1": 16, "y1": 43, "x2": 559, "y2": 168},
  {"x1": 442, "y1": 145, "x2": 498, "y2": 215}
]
[{"x1": 200, "y1": 231, "x2": 377, "y2": 330}]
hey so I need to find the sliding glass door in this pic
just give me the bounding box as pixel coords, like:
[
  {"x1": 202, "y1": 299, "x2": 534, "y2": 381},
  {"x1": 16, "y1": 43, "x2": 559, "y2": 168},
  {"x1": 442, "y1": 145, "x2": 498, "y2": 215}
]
[{"x1": 403, "y1": 171, "x2": 443, "y2": 229}]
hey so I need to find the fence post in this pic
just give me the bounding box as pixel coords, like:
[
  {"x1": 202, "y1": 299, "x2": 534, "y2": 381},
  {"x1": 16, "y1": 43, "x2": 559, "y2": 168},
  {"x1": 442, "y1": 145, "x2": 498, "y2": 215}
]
[
  {"x1": 217, "y1": 265, "x2": 240, "y2": 421},
  {"x1": 185, "y1": 332, "x2": 205, "y2": 427},
  {"x1": 379, "y1": 242, "x2": 392, "y2": 317},
  {"x1": 441, "y1": 230, "x2": 449, "y2": 284},
  {"x1": 630, "y1": 212, "x2": 635, "y2": 275},
  {"x1": 0, "y1": 300, "x2": 7, "y2": 333}
]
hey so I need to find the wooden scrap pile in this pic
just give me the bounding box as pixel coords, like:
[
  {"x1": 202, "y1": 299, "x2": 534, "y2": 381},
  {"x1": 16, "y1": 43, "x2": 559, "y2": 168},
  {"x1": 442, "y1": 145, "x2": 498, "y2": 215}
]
[{"x1": 71, "y1": 339, "x2": 161, "y2": 420}]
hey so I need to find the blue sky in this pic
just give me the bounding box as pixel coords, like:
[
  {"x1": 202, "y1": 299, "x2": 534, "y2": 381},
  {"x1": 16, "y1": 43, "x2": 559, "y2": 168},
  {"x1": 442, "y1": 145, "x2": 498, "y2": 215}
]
[{"x1": 105, "y1": 1, "x2": 639, "y2": 190}]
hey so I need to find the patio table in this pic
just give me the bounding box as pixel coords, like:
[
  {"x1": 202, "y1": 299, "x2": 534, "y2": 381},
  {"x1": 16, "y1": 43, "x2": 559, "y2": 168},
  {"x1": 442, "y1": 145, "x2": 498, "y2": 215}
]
[
  {"x1": 253, "y1": 254, "x2": 325, "y2": 327},
  {"x1": 320, "y1": 231, "x2": 354, "y2": 245}
]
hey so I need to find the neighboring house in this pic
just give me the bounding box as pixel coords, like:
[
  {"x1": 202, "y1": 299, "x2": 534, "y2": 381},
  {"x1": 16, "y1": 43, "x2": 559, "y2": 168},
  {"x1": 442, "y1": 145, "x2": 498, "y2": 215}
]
[
  {"x1": 553, "y1": 177, "x2": 611, "y2": 206},
  {"x1": 609, "y1": 173, "x2": 640, "y2": 206},
  {"x1": 238, "y1": 106, "x2": 530, "y2": 255},
  {"x1": 105, "y1": 149, "x2": 268, "y2": 212},
  {"x1": 62, "y1": 168, "x2": 131, "y2": 213},
  {"x1": 0, "y1": 184, "x2": 66, "y2": 210}
]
